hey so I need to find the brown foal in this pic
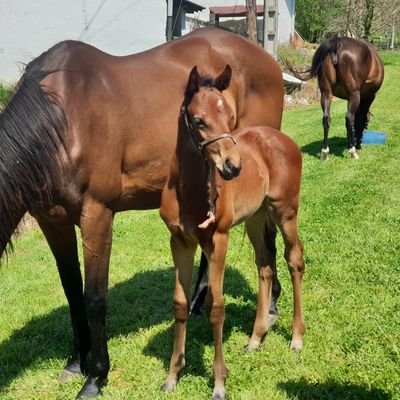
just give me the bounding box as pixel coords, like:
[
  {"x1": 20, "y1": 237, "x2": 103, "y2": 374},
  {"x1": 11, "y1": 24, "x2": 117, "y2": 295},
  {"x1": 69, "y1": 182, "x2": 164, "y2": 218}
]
[{"x1": 160, "y1": 66, "x2": 306, "y2": 399}]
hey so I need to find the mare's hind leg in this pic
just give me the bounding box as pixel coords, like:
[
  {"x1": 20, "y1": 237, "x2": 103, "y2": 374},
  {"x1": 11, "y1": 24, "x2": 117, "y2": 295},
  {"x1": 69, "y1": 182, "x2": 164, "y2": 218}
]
[
  {"x1": 162, "y1": 235, "x2": 196, "y2": 393},
  {"x1": 355, "y1": 95, "x2": 375, "y2": 149},
  {"x1": 346, "y1": 91, "x2": 361, "y2": 159},
  {"x1": 320, "y1": 91, "x2": 333, "y2": 160},
  {"x1": 245, "y1": 212, "x2": 277, "y2": 351},
  {"x1": 37, "y1": 220, "x2": 90, "y2": 382}
]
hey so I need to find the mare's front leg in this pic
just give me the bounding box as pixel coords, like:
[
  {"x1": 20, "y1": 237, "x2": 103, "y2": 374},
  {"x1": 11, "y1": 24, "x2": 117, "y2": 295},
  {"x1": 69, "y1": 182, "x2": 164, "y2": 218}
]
[
  {"x1": 245, "y1": 213, "x2": 276, "y2": 351},
  {"x1": 203, "y1": 232, "x2": 229, "y2": 400},
  {"x1": 162, "y1": 235, "x2": 196, "y2": 392},
  {"x1": 38, "y1": 220, "x2": 90, "y2": 381},
  {"x1": 346, "y1": 91, "x2": 361, "y2": 159},
  {"x1": 320, "y1": 91, "x2": 332, "y2": 160},
  {"x1": 77, "y1": 200, "x2": 114, "y2": 399}
]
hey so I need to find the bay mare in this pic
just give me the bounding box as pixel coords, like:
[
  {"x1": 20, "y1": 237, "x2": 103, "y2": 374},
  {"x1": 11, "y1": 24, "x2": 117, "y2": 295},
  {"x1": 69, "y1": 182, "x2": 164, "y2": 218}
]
[
  {"x1": 0, "y1": 28, "x2": 284, "y2": 397},
  {"x1": 160, "y1": 66, "x2": 305, "y2": 400}
]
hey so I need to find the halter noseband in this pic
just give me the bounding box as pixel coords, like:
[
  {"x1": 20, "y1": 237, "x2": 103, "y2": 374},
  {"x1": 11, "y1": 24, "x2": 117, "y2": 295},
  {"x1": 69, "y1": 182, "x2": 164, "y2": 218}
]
[{"x1": 181, "y1": 106, "x2": 236, "y2": 155}]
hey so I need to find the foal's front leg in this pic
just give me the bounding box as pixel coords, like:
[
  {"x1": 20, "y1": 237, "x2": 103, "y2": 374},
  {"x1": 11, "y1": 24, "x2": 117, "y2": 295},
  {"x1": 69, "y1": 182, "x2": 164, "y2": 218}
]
[
  {"x1": 162, "y1": 235, "x2": 196, "y2": 392},
  {"x1": 203, "y1": 232, "x2": 229, "y2": 400}
]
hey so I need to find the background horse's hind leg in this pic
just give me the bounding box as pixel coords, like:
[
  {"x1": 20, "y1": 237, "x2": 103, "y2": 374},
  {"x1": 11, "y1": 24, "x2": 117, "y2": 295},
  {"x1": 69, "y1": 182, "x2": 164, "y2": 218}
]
[
  {"x1": 77, "y1": 201, "x2": 114, "y2": 399},
  {"x1": 245, "y1": 212, "x2": 276, "y2": 351},
  {"x1": 38, "y1": 220, "x2": 90, "y2": 382},
  {"x1": 320, "y1": 92, "x2": 332, "y2": 160},
  {"x1": 355, "y1": 95, "x2": 376, "y2": 149},
  {"x1": 346, "y1": 91, "x2": 361, "y2": 158}
]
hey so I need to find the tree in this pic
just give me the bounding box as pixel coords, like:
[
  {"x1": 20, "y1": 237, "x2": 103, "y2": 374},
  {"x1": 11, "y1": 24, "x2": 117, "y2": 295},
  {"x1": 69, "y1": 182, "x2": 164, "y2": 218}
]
[{"x1": 295, "y1": 0, "x2": 346, "y2": 42}]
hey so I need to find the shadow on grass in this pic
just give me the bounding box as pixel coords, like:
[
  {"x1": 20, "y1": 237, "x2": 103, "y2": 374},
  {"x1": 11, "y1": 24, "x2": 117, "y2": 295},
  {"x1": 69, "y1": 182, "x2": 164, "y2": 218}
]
[
  {"x1": 301, "y1": 136, "x2": 348, "y2": 158},
  {"x1": 0, "y1": 264, "x2": 275, "y2": 391},
  {"x1": 278, "y1": 378, "x2": 391, "y2": 400}
]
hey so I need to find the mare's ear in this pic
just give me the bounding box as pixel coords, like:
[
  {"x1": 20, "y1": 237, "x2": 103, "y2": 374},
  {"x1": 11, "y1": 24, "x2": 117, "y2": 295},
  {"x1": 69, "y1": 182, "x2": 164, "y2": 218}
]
[
  {"x1": 185, "y1": 66, "x2": 200, "y2": 99},
  {"x1": 215, "y1": 64, "x2": 232, "y2": 91}
]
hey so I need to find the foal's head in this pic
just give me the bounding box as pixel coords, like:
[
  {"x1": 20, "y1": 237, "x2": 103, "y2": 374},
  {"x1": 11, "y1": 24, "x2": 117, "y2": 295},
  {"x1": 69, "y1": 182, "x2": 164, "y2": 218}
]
[{"x1": 182, "y1": 65, "x2": 241, "y2": 180}]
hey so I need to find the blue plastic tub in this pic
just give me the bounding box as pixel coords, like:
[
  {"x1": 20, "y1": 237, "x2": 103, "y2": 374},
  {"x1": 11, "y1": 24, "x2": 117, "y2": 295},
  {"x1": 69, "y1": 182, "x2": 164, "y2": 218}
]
[{"x1": 362, "y1": 131, "x2": 387, "y2": 145}]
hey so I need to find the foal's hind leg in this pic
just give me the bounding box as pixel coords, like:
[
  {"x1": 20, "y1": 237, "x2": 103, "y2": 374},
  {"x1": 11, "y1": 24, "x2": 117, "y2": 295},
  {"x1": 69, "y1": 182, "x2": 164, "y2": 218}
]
[
  {"x1": 320, "y1": 91, "x2": 333, "y2": 160},
  {"x1": 38, "y1": 220, "x2": 90, "y2": 382},
  {"x1": 190, "y1": 252, "x2": 281, "y2": 318},
  {"x1": 275, "y1": 211, "x2": 305, "y2": 351},
  {"x1": 245, "y1": 212, "x2": 277, "y2": 351},
  {"x1": 346, "y1": 91, "x2": 361, "y2": 159},
  {"x1": 162, "y1": 235, "x2": 196, "y2": 393}
]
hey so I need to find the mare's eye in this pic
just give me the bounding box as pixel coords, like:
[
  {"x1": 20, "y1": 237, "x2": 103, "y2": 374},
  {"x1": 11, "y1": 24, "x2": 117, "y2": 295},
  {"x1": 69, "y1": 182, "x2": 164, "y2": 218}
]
[{"x1": 193, "y1": 117, "x2": 206, "y2": 128}]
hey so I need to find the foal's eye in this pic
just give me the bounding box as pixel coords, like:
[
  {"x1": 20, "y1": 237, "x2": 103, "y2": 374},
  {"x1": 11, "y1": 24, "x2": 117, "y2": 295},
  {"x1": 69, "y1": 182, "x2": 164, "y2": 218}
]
[{"x1": 193, "y1": 117, "x2": 206, "y2": 128}]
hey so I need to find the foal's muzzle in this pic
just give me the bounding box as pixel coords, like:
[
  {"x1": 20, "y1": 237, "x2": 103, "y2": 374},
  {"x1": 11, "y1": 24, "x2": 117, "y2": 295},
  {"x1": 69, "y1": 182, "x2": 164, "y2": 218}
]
[{"x1": 218, "y1": 158, "x2": 242, "y2": 181}]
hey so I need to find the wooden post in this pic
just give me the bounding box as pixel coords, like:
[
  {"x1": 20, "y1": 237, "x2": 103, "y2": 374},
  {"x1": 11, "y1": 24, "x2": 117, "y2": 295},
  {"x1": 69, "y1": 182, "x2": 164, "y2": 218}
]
[{"x1": 246, "y1": 0, "x2": 257, "y2": 42}]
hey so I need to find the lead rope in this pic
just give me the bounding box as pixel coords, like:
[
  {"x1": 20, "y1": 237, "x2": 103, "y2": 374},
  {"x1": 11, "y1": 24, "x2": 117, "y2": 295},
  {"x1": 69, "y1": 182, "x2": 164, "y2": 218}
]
[{"x1": 198, "y1": 163, "x2": 217, "y2": 229}]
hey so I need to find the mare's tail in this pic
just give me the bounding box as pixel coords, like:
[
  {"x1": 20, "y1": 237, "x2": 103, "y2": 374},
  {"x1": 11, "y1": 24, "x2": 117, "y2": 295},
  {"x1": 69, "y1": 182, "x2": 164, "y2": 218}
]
[{"x1": 0, "y1": 61, "x2": 67, "y2": 256}]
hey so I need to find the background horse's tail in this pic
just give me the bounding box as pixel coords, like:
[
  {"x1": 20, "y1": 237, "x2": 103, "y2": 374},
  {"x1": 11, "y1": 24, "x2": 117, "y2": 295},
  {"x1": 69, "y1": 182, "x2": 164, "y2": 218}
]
[
  {"x1": 0, "y1": 64, "x2": 67, "y2": 256},
  {"x1": 282, "y1": 37, "x2": 342, "y2": 82}
]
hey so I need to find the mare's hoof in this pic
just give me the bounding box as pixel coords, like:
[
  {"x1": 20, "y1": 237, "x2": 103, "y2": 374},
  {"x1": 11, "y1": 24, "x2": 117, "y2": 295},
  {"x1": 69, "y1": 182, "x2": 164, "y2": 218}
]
[
  {"x1": 320, "y1": 147, "x2": 329, "y2": 161},
  {"x1": 290, "y1": 338, "x2": 303, "y2": 353},
  {"x1": 212, "y1": 387, "x2": 226, "y2": 400},
  {"x1": 161, "y1": 379, "x2": 177, "y2": 393},
  {"x1": 76, "y1": 377, "x2": 105, "y2": 399},
  {"x1": 59, "y1": 360, "x2": 83, "y2": 384},
  {"x1": 348, "y1": 147, "x2": 360, "y2": 159}
]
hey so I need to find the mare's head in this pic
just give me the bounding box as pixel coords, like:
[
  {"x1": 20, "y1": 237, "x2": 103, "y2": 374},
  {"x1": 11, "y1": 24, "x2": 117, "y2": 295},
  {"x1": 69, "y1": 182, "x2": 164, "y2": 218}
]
[{"x1": 181, "y1": 65, "x2": 241, "y2": 180}]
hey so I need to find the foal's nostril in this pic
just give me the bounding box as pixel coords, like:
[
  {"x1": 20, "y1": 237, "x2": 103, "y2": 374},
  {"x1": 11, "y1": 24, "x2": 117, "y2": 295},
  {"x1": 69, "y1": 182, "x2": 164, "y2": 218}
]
[{"x1": 223, "y1": 158, "x2": 241, "y2": 179}]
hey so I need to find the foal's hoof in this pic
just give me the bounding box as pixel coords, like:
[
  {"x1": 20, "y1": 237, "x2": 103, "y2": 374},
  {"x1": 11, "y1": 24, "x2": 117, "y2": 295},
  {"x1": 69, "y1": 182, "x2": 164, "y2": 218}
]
[
  {"x1": 290, "y1": 338, "x2": 303, "y2": 353},
  {"x1": 267, "y1": 312, "x2": 279, "y2": 330},
  {"x1": 76, "y1": 377, "x2": 105, "y2": 399},
  {"x1": 244, "y1": 338, "x2": 261, "y2": 353},
  {"x1": 59, "y1": 360, "x2": 83, "y2": 384},
  {"x1": 212, "y1": 387, "x2": 226, "y2": 400},
  {"x1": 161, "y1": 379, "x2": 177, "y2": 393}
]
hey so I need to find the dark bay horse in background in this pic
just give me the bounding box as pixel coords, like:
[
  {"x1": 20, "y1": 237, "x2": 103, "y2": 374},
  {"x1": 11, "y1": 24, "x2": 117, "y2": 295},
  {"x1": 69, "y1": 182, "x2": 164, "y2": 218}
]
[
  {"x1": 0, "y1": 27, "x2": 284, "y2": 397},
  {"x1": 287, "y1": 36, "x2": 384, "y2": 160},
  {"x1": 160, "y1": 66, "x2": 305, "y2": 400}
]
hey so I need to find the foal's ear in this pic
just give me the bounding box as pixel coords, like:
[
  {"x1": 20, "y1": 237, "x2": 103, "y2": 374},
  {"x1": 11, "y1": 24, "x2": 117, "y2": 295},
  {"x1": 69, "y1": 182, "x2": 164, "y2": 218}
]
[
  {"x1": 215, "y1": 64, "x2": 232, "y2": 91},
  {"x1": 185, "y1": 66, "x2": 200, "y2": 98}
]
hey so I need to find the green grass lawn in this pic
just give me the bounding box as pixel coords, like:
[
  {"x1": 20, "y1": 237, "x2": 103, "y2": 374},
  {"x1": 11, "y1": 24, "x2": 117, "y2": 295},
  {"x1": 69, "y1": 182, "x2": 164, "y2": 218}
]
[{"x1": 0, "y1": 52, "x2": 400, "y2": 400}]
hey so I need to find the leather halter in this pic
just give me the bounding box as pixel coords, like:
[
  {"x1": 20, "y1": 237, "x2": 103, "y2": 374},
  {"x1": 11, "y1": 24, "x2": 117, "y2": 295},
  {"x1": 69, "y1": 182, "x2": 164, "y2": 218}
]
[{"x1": 181, "y1": 106, "x2": 236, "y2": 155}]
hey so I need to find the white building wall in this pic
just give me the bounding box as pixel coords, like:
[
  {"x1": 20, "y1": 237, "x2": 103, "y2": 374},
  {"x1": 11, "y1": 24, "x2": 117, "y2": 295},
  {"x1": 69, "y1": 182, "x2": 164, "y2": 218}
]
[{"x1": 0, "y1": 0, "x2": 166, "y2": 83}]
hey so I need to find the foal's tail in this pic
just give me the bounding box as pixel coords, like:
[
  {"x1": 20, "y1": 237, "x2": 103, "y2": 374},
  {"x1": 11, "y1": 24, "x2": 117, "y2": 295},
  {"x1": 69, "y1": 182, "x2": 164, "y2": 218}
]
[
  {"x1": 0, "y1": 62, "x2": 67, "y2": 256},
  {"x1": 282, "y1": 37, "x2": 342, "y2": 82}
]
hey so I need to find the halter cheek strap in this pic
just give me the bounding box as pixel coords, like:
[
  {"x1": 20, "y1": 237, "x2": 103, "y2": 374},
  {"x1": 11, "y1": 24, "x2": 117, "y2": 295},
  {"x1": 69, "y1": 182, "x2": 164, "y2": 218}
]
[{"x1": 181, "y1": 106, "x2": 237, "y2": 155}]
